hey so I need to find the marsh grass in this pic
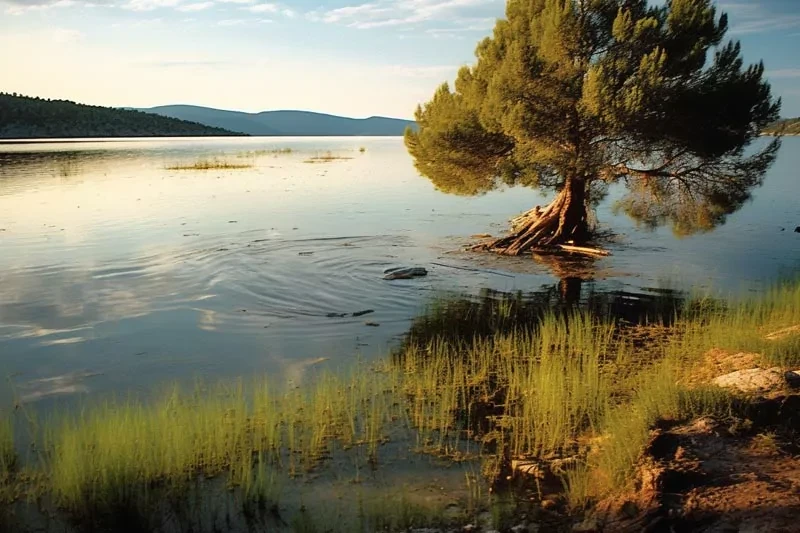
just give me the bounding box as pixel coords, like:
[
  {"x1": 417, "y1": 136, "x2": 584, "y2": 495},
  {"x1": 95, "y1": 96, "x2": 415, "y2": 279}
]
[
  {"x1": 303, "y1": 151, "x2": 353, "y2": 163},
  {"x1": 166, "y1": 158, "x2": 253, "y2": 170},
  {"x1": 237, "y1": 148, "x2": 293, "y2": 158}
]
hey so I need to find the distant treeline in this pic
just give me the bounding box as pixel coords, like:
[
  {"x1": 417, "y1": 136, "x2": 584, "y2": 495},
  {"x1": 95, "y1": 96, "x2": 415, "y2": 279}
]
[
  {"x1": 0, "y1": 93, "x2": 243, "y2": 139},
  {"x1": 763, "y1": 117, "x2": 800, "y2": 136}
]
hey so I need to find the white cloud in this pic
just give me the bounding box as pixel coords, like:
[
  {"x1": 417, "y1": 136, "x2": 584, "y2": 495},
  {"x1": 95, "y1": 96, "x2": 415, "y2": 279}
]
[
  {"x1": 122, "y1": 0, "x2": 179, "y2": 11},
  {"x1": 217, "y1": 18, "x2": 245, "y2": 25},
  {"x1": 4, "y1": 0, "x2": 75, "y2": 15},
  {"x1": 216, "y1": 0, "x2": 254, "y2": 3},
  {"x1": 176, "y1": 1, "x2": 213, "y2": 11},
  {"x1": 282, "y1": 7, "x2": 294, "y2": 18},
  {"x1": 309, "y1": 0, "x2": 497, "y2": 30},
  {"x1": 242, "y1": 2, "x2": 275, "y2": 13}
]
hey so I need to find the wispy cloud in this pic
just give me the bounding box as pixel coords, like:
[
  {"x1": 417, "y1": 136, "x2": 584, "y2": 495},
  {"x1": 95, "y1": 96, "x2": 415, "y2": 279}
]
[
  {"x1": 308, "y1": 0, "x2": 497, "y2": 30},
  {"x1": 176, "y1": 1, "x2": 212, "y2": 11},
  {"x1": 122, "y1": 0, "x2": 179, "y2": 11},
  {"x1": 719, "y1": 1, "x2": 800, "y2": 35},
  {"x1": 4, "y1": 0, "x2": 75, "y2": 15},
  {"x1": 241, "y1": 2, "x2": 275, "y2": 13}
]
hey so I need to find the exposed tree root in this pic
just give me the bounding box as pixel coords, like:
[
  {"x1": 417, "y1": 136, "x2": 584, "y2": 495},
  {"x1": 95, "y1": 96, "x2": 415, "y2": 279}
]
[{"x1": 472, "y1": 179, "x2": 605, "y2": 257}]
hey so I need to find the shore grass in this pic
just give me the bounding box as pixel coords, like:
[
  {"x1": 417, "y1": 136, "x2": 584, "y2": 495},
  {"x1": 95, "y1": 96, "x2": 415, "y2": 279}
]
[
  {"x1": 1, "y1": 280, "x2": 798, "y2": 530},
  {"x1": 165, "y1": 158, "x2": 253, "y2": 170}
]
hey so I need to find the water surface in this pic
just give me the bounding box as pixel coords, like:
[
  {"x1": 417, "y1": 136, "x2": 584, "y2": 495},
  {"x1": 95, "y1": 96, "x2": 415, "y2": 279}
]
[{"x1": 1, "y1": 136, "x2": 798, "y2": 404}]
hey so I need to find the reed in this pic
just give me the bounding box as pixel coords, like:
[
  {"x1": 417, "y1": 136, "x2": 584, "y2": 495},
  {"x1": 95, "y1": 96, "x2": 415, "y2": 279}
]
[
  {"x1": 304, "y1": 151, "x2": 353, "y2": 163},
  {"x1": 166, "y1": 158, "x2": 253, "y2": 170}
]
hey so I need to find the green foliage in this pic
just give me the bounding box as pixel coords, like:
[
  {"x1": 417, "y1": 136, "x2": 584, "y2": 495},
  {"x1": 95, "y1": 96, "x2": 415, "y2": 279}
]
[
  {"x1": 407, "y1": 0, "x2": 781, "y2": 236},
  {"x1": 0, "y1": 93, "x2": 242, "y2": 139}
]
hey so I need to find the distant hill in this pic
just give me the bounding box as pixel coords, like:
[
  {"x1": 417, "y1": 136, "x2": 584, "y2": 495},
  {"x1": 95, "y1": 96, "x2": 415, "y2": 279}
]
[
  {"x1": 139, "y1": 105, "x2": 416, "y2": 136},
  {"x1": 0, "y1": 93, "x2": 242, "y2": 139},
  {"x1": 763, "y1": 118, "x2": 800, "y2": 136}
]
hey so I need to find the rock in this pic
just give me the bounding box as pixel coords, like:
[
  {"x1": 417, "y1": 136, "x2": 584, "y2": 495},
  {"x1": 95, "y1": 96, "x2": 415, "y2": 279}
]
[
  {"x1": 471, "y1": 233, "x2": 492, "y2": 239},
  {"x1": 621, "y1": 500, "x2": 639, "y2": 518},
  {"x1": 365, "y1": 321, "x2": 380, "y2": 327},
  {"x1": 541, "y1": 499, "x2": 559, "y2": 510},
  {"x1": 351, "y1": 309, "x2": 374, "y2": 317},
  {"x1": 795, "y1": 226, "x2": 800, "y2": 233},
  {"x1": 785, "y1": 370, "x2": 800, "y2": 388},
  {"x1": 326, "y1": 312, "x2": 347, "y2": 318},
  {"x1": 712, "y1": 367, "x2": 785, "y2": 393},
  {"x1": 383, "y1": 267, "x2": 428, "y2": 280},
  {"x1": 572, "y1": 517, "x2": 599, "y2": 532}
]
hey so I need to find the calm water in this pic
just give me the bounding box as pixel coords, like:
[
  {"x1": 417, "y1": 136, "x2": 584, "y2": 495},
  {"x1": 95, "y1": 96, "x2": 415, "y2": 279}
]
[{"x1": 0, "y1": 136, "x2": 798, "y2": 405}]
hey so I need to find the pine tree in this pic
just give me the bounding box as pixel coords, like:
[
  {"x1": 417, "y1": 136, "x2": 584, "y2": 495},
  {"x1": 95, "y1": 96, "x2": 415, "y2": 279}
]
[{"x1": 405, "y1": 0, "x2": 781, "y2": 255}]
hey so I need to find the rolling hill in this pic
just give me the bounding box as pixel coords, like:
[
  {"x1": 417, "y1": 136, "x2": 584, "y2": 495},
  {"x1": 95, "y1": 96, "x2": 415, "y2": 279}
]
[
  {"x1": 0, "y1": 93, "x2": 242, "y2": 139},
  {"x1": 139, "y1": 105, "x2": 416, "y2": 136}
]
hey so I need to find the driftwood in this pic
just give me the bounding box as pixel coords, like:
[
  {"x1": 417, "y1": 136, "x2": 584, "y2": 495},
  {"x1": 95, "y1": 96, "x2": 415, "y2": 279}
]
[{"x1": 555, "y1": 244, "x2": 611, "y2": 257}]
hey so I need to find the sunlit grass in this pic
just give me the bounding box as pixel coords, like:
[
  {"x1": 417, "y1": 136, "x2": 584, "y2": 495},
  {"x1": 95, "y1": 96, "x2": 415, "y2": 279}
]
[{"x1": 165, "y1": 158, "x2": 254, "y2": 170}]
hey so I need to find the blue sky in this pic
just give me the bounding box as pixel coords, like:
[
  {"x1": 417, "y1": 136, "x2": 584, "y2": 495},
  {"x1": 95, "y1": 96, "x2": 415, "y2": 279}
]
[{"x1": 0, "y1": 0, "x2": 798, "y2": 119}]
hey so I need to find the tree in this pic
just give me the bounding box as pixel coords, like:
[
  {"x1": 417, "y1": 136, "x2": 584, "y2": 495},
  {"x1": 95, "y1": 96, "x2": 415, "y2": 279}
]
[{"x1": 405, "y1": 0, "x2": 781, "y2": 255}]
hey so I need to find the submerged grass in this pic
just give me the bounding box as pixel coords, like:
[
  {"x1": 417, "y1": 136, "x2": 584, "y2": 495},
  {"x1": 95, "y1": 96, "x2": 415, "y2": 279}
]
[
  {"x1": 165, "y1": 158, "x2": 253, "y2": 170},
  {"x1": 2, "y1": 279, "x2": 798, "y2": 530}
]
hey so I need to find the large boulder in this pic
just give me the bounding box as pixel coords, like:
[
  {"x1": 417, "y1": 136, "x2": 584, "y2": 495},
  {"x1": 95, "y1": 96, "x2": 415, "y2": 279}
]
[{"x1": 712, "y1": 367, "x2": 786, "y2": 393}]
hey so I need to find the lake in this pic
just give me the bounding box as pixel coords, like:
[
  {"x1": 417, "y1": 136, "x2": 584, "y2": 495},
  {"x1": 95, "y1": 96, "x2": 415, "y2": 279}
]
[{"x1": 0, "y1": 136, "x2": 798, "y2": 406}]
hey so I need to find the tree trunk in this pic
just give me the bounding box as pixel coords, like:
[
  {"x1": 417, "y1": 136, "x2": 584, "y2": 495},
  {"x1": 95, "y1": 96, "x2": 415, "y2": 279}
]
[{"x1": 475, "y1": 176, "x2": 591, "y2": 256}]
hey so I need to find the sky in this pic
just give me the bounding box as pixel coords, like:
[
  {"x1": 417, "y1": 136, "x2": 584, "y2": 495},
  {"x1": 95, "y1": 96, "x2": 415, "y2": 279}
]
[{"x1": 0, "y1": 0, "x2": 799, "y2": 119}]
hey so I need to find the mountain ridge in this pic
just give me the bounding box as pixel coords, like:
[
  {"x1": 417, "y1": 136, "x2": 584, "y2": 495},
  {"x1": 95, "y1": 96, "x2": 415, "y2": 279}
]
[{"x1": 138, "y1": 105, "x2": 417, "y2": 136}]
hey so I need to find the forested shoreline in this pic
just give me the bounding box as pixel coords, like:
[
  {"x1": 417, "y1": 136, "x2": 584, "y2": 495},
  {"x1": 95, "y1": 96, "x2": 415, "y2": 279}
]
[{"x1": 0, "y1": 93, "x2": 242, "y2": 139}]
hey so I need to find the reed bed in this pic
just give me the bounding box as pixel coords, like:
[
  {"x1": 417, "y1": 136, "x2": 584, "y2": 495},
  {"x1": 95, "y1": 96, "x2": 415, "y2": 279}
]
[
  {"x1": 303, "y1": 151, "x2": 353, "y2": 163},
  {"x1": 165, "y1": 158, "x2": 253, "y2": 170}
]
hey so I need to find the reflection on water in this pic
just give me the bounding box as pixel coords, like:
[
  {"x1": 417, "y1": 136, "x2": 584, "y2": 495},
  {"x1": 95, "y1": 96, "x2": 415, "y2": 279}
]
[{"x1": 0, "y1": 137, "x2": 798, "y2": 404}]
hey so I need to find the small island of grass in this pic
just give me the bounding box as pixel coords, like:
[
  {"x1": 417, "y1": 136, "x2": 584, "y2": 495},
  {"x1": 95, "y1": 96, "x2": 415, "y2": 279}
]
[{"x1": 165, "y1": 158, "x2": 253, "y2": 170}]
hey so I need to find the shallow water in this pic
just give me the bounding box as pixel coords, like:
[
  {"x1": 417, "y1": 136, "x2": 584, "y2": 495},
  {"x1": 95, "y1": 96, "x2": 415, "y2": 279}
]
[{"x1": 0, "y1": 136, "x2": 798, "y2": 405}]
